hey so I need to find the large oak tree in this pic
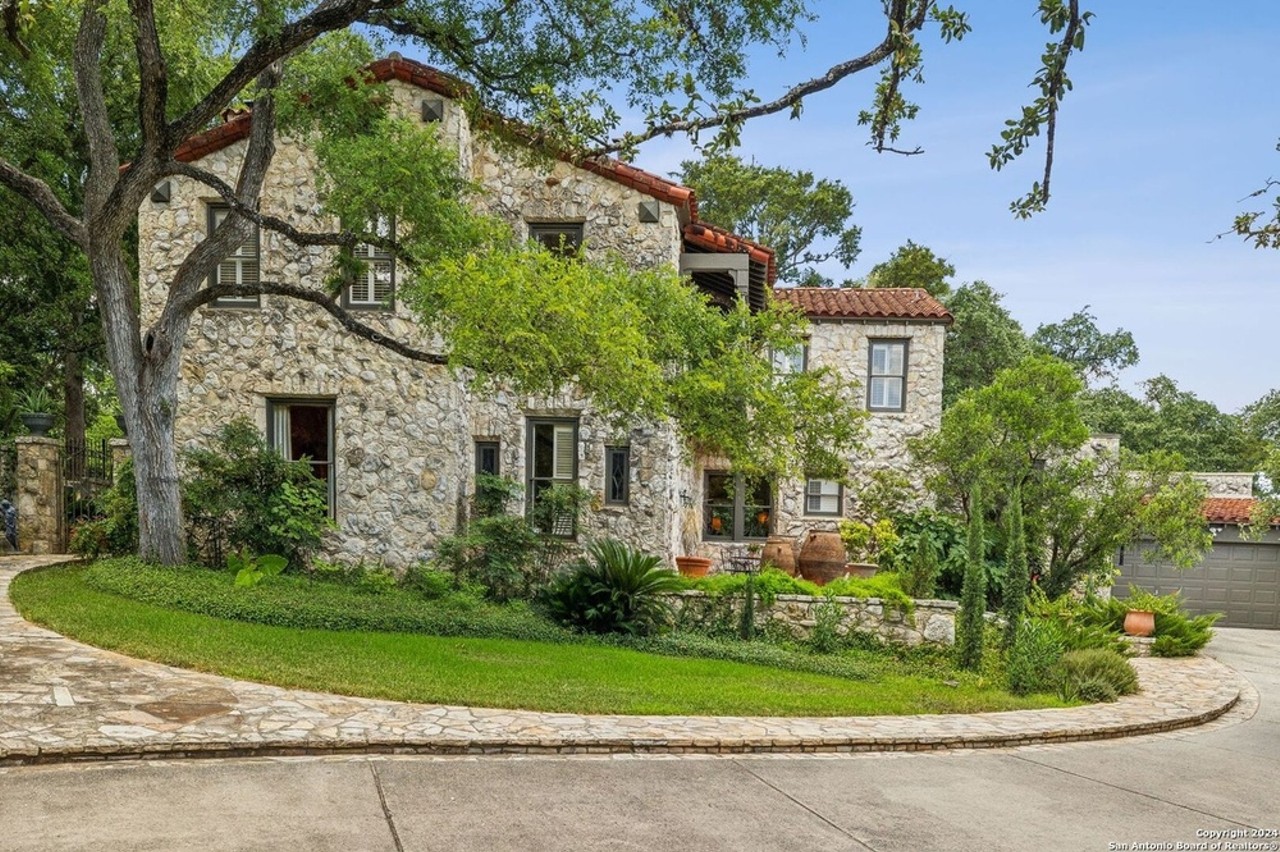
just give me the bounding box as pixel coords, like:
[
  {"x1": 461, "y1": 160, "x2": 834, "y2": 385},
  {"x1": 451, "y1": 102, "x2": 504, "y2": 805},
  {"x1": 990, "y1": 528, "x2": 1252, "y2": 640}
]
[{"x1": 0, "y1": 0, "x2": 1091, "y2": 564}]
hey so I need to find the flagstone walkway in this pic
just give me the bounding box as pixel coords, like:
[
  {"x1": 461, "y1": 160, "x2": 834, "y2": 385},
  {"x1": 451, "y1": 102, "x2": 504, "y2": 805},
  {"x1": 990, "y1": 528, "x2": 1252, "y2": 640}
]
[{"x1": 0, "y1": 555, "x2": 1245, "y2": 766}]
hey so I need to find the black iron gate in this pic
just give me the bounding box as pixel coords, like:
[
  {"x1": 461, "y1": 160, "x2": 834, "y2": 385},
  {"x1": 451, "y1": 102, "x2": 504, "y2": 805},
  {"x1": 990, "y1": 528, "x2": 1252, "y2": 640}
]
[{"x1": 61, "y1": 438, "x2": 114, "y2": 550}]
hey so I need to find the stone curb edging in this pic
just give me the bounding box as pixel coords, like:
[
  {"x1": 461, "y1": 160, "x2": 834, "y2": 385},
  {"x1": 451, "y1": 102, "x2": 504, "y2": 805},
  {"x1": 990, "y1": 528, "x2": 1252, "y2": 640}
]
[{"x1": 0, "y1": 556, "x2": 1244, "y2": 767}]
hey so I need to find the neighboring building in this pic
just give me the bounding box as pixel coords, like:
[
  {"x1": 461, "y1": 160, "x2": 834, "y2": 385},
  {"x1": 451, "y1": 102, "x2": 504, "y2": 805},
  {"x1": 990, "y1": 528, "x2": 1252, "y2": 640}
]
[{"x1": 139, "y1": 56, "x2": 950, "y2": 568}]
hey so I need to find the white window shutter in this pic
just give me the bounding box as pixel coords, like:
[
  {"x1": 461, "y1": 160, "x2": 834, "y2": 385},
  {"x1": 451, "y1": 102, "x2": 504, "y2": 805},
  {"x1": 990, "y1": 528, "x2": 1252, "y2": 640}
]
[
  {"x1": 272, "y1": 405, "x2": 291, "y2": 459},
  {"x1": 553, "y1": 425, "x2": 575, "y2": 481}
]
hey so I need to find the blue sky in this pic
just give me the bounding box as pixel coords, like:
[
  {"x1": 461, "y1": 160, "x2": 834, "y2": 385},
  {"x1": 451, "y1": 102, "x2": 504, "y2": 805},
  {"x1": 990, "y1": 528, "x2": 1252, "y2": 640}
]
[{"x1": 630, "y1": 1, "x2": 1279, "y2": 412}]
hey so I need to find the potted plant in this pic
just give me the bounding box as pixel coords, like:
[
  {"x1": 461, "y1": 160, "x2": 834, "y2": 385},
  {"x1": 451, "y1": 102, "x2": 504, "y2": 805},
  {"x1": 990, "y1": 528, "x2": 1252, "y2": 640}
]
[
  {"x1": 675, "y1": 506, "x2": 712, "y2": 577},
  {"x1": 1120, "y1": 587, "x2": 1167, "y2": 638},
  {"x1": 838, "y1": 518, "x2": 901, "y2": 578},
  {"x1": 17, "y1": 387, "x2": 55, "y2": 437}
]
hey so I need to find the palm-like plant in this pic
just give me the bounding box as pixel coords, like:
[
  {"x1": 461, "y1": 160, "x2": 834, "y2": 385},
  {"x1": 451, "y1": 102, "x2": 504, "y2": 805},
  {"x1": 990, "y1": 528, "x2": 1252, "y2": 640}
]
[{"x1": 542, "y1": 539, "x2": 680, "y2": 636}]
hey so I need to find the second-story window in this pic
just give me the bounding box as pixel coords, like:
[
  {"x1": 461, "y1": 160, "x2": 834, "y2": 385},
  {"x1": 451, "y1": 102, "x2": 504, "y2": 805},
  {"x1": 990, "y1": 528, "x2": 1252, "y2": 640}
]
[
  {"x1": 528, "y1": 222, "x2": 584, "y2": 257},
  {"x1": 344, "y1": 216, "x2": 395, "y2": 309},
  {"x1": 770, "y1": 343, "x2": 808, "y2": 376},
  {"x1": 868, "y1": 339, "x2": 908, "y2": 412},
  {"x1": 207, "y1": 203, "x2": 260, "y2": 308}
]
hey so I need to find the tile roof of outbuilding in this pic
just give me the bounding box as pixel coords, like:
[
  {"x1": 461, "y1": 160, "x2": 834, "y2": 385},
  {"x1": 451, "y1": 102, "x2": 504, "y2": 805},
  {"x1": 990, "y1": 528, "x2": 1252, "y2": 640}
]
[
  {"x1": 771, "y1": 287, "x2": 953, "y2": 322},
  {"x1": 1203, "y1": 497, "x2": 1278, "y2": 525}
]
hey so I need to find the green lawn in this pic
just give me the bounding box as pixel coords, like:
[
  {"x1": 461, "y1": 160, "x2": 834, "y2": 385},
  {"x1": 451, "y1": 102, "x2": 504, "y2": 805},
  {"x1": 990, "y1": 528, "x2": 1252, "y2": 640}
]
[{"x1": 10, "y1": 564, "x2": 1069, "y2": 717}]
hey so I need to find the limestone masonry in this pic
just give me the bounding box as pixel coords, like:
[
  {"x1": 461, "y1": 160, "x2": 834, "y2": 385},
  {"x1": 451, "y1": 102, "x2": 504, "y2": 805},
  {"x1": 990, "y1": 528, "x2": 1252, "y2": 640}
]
[{"x1": 138, "y1": 61, "x2": 950, "y2": 567}]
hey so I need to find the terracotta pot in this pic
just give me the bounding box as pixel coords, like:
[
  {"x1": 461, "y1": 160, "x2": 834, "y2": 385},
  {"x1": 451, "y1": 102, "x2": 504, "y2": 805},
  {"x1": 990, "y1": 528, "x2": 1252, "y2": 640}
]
[
  {"x1": 844, "y1": 562, "x2": 878, "y2": 579},
  {"x1": 761, "y1": 536, "x2": 797, "y2": 575},
  {"x1": 797, "y1": 530, "x2": 847, "y2": 586},
  {"x1": 1123, "y1": 609, "x2": 1156, "y2": 637},
  {"x1": 675, "y1": 556, "x2": 713, "y2": 578}
]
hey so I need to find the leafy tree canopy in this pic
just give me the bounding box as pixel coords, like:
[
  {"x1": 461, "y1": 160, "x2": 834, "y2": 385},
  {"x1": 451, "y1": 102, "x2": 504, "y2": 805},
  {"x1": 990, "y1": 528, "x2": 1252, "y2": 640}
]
[
  {"x1": 1030, "y1": 306, "x2": 1139, "y2": 385},
  {"x1": 863, "y1": 239, "x2": 956, "y2": 297},
  {"x1": 939, "y1": 281, "x2": 1030, "y2": 408},
  {"x1": 676, "y1": 154, "x2": 860, "y2": 286}
]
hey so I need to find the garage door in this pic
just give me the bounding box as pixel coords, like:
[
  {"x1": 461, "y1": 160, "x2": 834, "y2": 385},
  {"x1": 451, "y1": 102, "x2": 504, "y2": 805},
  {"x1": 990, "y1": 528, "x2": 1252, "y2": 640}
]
[{"x1": 1116, "y1": 540, "x2": 1280, "y2": 629}]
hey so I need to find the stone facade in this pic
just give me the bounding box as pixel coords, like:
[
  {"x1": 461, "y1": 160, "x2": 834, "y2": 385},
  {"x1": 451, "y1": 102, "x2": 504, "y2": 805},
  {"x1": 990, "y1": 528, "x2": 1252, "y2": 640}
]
[
  {"x1": 1190, "y1": 472, "x2": 1254, "y2": 498},
  {"x1": 138, "y1": 70, "x2": 946, "y2": 568},
  {"x1": 668, "y1": 590, "x2": 957, "y2": 646},
  {"x1": 14, "y1": 437, "x2": 62, "y2": 555}
]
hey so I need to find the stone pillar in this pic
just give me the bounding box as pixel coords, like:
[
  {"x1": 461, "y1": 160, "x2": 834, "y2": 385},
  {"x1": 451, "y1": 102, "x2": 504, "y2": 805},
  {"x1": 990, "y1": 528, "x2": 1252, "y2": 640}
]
[
  {"x1": 109, "y1": 438, "x2": 132, "y2": 484},
  {"x1": 15, "y1": 436, "x2": 63, "y2": 555}
]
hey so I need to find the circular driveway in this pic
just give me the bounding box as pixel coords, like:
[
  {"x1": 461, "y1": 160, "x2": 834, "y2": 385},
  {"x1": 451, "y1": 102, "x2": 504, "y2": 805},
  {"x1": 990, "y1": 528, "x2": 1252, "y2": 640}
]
[{"x1": 1, "y1": 627, "x2": 1276, "y2": 851}]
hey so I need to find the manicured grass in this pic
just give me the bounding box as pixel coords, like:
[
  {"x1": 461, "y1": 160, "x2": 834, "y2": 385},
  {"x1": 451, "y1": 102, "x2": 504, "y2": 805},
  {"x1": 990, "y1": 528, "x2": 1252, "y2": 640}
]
[{"x1": 10, "y1": 564, "x2": 1070, "y2": 716}]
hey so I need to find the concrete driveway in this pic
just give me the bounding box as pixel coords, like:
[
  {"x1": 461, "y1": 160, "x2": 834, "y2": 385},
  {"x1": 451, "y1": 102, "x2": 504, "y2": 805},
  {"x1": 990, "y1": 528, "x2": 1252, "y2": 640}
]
[{"x1": 2, "y1": 628, "x2": 1277, "y2": 852}]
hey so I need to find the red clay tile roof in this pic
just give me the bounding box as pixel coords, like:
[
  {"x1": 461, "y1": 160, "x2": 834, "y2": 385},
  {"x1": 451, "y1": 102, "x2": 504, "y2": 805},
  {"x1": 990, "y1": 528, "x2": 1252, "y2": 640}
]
[
  {"x1": 772, "y1": 287, "x2": 953, "y2": 322},
  {"x1": 683, "y1": 222, "x2": 776, "y2": 283},
  {"x1": 174, "y1": 56, "x2": 700, "y2": 216},
  {"x1": 1203, "y1": 497, "x2": 1278, "y2": 525}
]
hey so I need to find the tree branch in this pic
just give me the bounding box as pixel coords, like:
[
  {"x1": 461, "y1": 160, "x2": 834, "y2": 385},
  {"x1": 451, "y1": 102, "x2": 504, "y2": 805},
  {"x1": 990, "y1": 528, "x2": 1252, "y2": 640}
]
[
  {"x1": 167, "y1": 0, "x2": 403, "y2": 148},
  {"x1": 182, "y1": 280, "x2": 448, "y2": 366},
  {"x1": 72, "y1": 0, "x2": 119, "y2": 220},
  {"x1": 129, "y1": 0, "x2": 169, "y2": 161},
  {"x1": 1038, "y1": 0, "x2": 1082, "y2": 208},
  {"x1": 0, "y1": 158, "x2": 87, "y2": 246}
]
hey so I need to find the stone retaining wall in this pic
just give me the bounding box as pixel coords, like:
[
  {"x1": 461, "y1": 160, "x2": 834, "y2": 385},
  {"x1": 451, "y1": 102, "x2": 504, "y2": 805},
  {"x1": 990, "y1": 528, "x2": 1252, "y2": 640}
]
[{"x1": 668, "y1": 590, "x2": 957, "y2": 646}]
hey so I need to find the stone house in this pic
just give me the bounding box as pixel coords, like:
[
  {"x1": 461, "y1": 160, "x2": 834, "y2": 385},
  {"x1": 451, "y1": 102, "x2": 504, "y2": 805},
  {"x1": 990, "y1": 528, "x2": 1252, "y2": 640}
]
[{"x1": 139, "y1": 56, "x2": 952, "y2": 568}]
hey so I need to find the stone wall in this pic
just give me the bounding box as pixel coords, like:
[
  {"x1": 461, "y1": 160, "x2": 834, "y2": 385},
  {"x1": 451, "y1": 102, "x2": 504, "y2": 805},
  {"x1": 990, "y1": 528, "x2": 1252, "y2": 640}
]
[
  {"x1": 14, "y1": 437, "x2": 62, "y2": 555},
  {"x1": 669, "y1": 590, "x2": 957, "y2": 647},
  {"x1": 1190, "y1": 472, "x2": 1254, "y2": 498}
]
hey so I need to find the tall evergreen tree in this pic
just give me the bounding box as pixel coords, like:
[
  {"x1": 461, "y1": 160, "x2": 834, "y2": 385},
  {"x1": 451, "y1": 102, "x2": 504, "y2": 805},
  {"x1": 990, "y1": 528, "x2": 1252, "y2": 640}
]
[
  {"x1": 956, "y1": 483, "x2": 987, "y2": 670},
  {"x1": 1001, "y1": 483, "x2": 1028, "y2": 650}
]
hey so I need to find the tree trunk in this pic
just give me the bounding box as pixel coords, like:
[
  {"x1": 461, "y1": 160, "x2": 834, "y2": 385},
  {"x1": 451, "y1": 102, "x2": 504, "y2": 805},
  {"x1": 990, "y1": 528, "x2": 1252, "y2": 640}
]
[
  {"x1": 91, "y1": 243, "x2": 188, "y2": 565},
  {"x1": 63, "y1": 348, "x2": 86, "y2": 447}
]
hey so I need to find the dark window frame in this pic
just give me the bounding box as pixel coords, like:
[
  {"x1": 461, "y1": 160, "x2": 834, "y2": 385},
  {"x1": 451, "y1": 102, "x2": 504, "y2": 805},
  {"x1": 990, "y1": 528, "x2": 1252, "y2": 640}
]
[
  {"x1": 803, "y1": 477, "x2": 844, "y2": 517},
  {"x1": 266, "y1": 397, "x2": 336, "y2": 517},
  {"x1": 528, "y1": 221, "x2": 585, "y2": 257},
  {"x1": 605, "y1": 445, "x2": 630, "y2": 505},
  {"x1": 474, "y1": 440, "x2": 500, "y2": 477},
  {"x1": 340, "y1": 215, "x2": 397, "y2": 311},
  {"x1": 702, "y1": 471, "x2": 773, "y2": 542},
  {"x1": 206, "y1": 202, "x2": 261, "y2": 308},
  {"x1": 867, "y1": 338, "x2": 909, "y2": 412},
  {"x1": 526, "y1": 417, "x2": 580, "y2": 538}
]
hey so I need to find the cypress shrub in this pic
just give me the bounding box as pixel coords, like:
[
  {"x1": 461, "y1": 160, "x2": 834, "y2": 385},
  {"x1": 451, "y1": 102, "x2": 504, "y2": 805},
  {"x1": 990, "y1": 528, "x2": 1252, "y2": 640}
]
[{"x1": 956, "y1": 484, "x2": 987, "y2": 670}]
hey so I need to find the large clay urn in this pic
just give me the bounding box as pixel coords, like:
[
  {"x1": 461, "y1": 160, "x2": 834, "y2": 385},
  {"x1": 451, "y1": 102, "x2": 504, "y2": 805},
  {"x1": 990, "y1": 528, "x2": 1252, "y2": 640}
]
[
  {"x1": 1123, "y1": 609, "x2": 1156, "y2": 637},
  {"x1": 797, "y1": 530, "x2": 848, "y2": 585},
  {"x1": 675, "y1": 556, "x2": 713, "y2": 578},
  {"x1": 761, "y1": 536, "x2": 797, "y2": 575}
]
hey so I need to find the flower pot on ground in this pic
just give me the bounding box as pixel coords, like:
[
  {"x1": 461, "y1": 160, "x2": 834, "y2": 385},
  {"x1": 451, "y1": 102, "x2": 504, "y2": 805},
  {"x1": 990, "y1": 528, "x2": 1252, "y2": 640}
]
[
  {"x1": 797, "y1": 530, "x2": 847, "y2": 585},
  {"x1": 761, "y1": 535, "x2": 797, "y2": 575},
  {"x1": 1123, "y1": 609, "x2": 1156, "y2": 637},
  {"x1": 675, "y1": 556, "x2": 712, "y2": 578},
  {"x1": 844, "y1": 562, "x2": 878, "y2": 579}
]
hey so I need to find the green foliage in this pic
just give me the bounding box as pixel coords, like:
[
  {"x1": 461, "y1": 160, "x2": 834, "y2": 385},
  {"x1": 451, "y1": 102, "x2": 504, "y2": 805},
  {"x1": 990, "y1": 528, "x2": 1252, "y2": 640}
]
[
  {"x1": 1056, "y1": 648, "x2": 1138, "y2": 702},
  {"x1": 16, "y1": 386, "x2": 53, "y2": 413},
  {"x1": 1030, "y1": 307, "x2": 1139, "y2": 385},
  {"x1": 1001, "y1": 484, "x2": 1028, "y2": 650},
  {"x1": 678, "y1": 566, "x2": 820, "y2": 604},
  {"x1": 956, "y1": 484, "x2": 987, "y2": 670},
  {"x1": 84, "y1": 557, "x2": 568, "y2": 643},
  {"x1": 473, "y1": 472, "x2": 520, "y2": 518},
  {"x1": 1080, "y1": 377, "x2": 1265, "y2": 472},
  {"x1": 1006, "y1": 618, "x2": 1067, "y2": 696},
  {"x1": 540, "y1": 540, "x2": 680, "y2": 636},
  {"x1": 67, "y1": 459, "x2": 138, "y2": 559},
  {"x1": 180, "y1": 418, "x2": 329, "y2": 568},
  {"x1": 881, "y1": 508, "x2": 967, "y2": 596},
  {"x1": 676, "y1": 153, "x2": 861, "y2": 285},
  {"x1": 837, "y1": 517, "x2": 900, "y2": 566},
  {"x1": 434, "y1": 514, "x2": 541, "y2": 603},
  {"x1": 409, "y1": 244, "x2": 865, "y2": 483},
  {"x1": 915, "y1": 356, "x2": 1212, "y2": 599},
  {"x1": 823, "y1": 572, "x2": 914, "y2": 618},
  {"x1": 398, "y1": 562, "x2": 456, "y2": 599},
  {"x1": 940, "y1": 282, "x2": 1029, "y2": 408},
  {"x1": 1151, "y1": 613, "x2": 1220, "y2": 657},
  {"x1": 807, "y1": 597, "x2": 847, "y2": 654},
  {"x1": 1027, "y1": 589, "x2": 1131, "y2": 655},
  {"x1": 230, "y1": 551, "x2": 287, "y2": 589},
  {"x1": 901, "y1": 531, "x2": 941, "y2": 599},
  {"x1": 864, "y1": 240, "x2": 955, "y2": 297}
]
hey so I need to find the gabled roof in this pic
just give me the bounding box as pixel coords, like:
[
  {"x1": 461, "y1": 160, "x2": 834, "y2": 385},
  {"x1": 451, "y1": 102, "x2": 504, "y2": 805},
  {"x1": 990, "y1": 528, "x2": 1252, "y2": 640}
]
[
  {"x1": 1203, "y1": 497, "x2": 1278, "y2": 526},
  {"x1": 172, "y1": 55, "x2": 778, "y2": 281},
  {"x1": 772, "y1": 287, "x2": 952, "y2": 322}
]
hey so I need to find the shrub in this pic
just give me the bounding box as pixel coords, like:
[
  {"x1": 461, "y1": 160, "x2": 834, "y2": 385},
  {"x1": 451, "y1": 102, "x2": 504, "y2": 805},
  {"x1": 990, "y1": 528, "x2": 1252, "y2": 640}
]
[
  {"x1": 1151, "y1": 612, "x2": 1220, "y2": 657},
  {"x1": 68, "y1": 459, "x2": 138, "y2": 558},
  {"x1": 540, "y1": 539, "x2": 680, "y2": 636},
  {"x1": 230, "y1": 551, "x2": 287, "y2": 589},
  {"x1": 1056, "y1": 648, "x2": 1138, "y2": 702},
  {"x1": 434, "y1": 514, "x2": 541, "y2": 602},
  {"x1": 1006, "y1": 617, "x2": 1067, "y2": 695},
  {"x1": 1080, "y1": 587, "x2": 1220, "y2": 657},
  {"x1": 900, "y1": 533, "x2": 940, "y2": 599},
  {"x1": 956, "y1": 485, "x2": 987, "y2": 670},
  {"x1": 838, "y1": 517, "x2": 901, "y2": 566},
  {"x1": 823, "y1": 572, "x2": 914, "y2": 618},
  {"x1": 473, "y1": 472, "x2": 520, "y2": 518},
  {"x1": 181, "y1": 418, "x2": 329, "y2": 569},
  {"x1": 807, "y1": 596, "x2": 847, "y2": 654},
  {"x1": 399, "y1": 562, "x2": 455, "y2": 599}
]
